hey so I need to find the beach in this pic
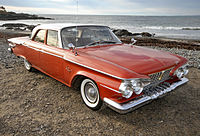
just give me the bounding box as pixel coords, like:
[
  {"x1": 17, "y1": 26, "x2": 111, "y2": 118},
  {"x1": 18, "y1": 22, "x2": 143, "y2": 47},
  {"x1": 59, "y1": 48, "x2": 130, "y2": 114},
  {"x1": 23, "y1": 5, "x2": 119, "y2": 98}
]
[{"x1": 0, "y1": 28, "x2": 200, "y2": 135}]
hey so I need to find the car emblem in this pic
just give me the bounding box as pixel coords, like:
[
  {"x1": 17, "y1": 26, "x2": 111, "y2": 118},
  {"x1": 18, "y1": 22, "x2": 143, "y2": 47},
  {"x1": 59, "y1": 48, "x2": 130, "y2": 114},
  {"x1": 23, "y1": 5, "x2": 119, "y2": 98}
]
[{"x1": 159, "y1": 71, "x2": 165, "y2": 81}]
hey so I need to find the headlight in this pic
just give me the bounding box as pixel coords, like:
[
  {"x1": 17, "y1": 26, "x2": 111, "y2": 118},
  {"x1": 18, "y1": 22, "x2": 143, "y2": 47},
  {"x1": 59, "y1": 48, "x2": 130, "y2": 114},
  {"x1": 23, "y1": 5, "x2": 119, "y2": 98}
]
[
  {"x1": 174, "y1": 64, "x2": 189, "y2": 79},
  {"x1": 119, "y1": 79, "x2": 151, "y2": 98},
  {"x1": 131, "y1": 80, "x2": 144, "y2": 95}
]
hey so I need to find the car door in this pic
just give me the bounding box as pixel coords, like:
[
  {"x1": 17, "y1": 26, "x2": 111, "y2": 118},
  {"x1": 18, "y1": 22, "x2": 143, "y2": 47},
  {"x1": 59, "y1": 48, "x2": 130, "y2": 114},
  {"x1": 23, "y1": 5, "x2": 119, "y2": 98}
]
[
  {"x1": 40, "y1": 30, "x2": 65, "y2": 81},
  {"x1": 24, "y1": 29, "x2": 46, "y2": 68}
]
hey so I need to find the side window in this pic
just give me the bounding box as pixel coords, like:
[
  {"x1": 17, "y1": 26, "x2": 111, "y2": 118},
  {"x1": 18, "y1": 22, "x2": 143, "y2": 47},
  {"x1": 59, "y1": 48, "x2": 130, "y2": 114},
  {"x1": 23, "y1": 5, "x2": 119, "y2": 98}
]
[
  {"x1": 47, "y1": 30, "x2": 58, "y2": 47},
  {"x1": 34, "y1": 29, "x2": 46, "y2": 43}
]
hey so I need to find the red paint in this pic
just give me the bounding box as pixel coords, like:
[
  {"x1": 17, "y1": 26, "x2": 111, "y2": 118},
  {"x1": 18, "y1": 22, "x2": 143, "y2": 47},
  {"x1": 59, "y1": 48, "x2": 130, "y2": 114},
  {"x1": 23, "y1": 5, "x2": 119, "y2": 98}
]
[{"x1": 8, "y1": 28, "x2": 187, "y2": 104}]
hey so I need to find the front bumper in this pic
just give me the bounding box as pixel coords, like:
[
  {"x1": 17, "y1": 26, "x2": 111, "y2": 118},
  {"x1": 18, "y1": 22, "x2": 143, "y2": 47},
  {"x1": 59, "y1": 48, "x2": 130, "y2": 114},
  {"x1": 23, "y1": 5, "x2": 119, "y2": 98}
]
[
  {"x1": 8, "y1": 47, "x2": 13, "y2": 53},
  {"x1": 104, "y1": 77, "x2": 189, "y2": 114}
]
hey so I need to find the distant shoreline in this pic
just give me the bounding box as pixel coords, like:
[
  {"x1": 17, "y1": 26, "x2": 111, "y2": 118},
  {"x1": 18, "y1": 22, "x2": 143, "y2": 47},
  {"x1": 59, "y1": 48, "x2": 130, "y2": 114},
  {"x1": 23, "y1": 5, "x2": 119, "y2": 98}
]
[{"x1": 0, "y1": 7, "x2": 53, "y2": 20}]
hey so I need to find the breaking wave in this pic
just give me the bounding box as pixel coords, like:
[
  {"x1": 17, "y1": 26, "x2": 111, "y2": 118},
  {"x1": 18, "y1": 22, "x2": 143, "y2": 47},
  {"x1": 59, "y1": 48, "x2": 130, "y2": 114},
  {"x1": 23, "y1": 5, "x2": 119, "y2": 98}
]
[{"x1": 140, "y1": 26, "x2": 200, "y2": 31}]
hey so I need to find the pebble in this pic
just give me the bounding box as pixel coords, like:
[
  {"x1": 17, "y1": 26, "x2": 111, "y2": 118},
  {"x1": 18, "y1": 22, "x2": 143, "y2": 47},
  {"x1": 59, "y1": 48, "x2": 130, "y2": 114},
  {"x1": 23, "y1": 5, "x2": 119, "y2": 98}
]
[{"x1": 146, "y1": 46, "x2": 200, "y2": 68}]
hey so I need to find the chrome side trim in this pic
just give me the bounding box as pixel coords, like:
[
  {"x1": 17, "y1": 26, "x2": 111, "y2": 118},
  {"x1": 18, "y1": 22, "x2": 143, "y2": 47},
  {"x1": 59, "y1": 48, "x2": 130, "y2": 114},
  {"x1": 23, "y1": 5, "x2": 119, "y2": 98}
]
[
  {"x1": 104, "y1": 77, "x2": 189, "y2": 114},
  {"x1": 41, "y1": 50, "x2": 64, "y2": 59},
  {"x1": 26, "y1": 45, "x2": 41, "y2": 52},
  {"x1": 62, "y1": 58, "x2": 126, "y2": 80},
  {"x1": 100, "y1": 84, "x2": 121, "y2": 94}
]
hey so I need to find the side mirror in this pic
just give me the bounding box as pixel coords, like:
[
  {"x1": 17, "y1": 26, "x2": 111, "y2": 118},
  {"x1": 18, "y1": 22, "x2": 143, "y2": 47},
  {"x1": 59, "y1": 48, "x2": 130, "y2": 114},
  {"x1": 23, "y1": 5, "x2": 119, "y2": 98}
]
[
  {"x1": 68, "y1": 43, "x2": 75, "y2": 50},
  {"x1": 131, "y1": 38, "x2": 137, "y2": 45}
]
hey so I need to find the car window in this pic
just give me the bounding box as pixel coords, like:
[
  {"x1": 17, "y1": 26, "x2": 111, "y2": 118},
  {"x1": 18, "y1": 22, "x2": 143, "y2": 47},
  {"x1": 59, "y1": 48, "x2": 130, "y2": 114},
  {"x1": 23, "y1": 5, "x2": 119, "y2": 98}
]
[
  {"x1": 34, "y1": 29, "x2": 46, "y2": 43},
  {"x1": 47, "y1": 30, "x2": 58, "y2": 47}
]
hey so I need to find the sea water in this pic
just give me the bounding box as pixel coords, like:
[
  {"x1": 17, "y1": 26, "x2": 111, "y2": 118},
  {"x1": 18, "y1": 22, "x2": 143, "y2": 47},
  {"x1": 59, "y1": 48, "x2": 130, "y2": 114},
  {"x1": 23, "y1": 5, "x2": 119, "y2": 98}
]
[{"x1": 1, "y1": 15, "x2": 200, "y2": 40}]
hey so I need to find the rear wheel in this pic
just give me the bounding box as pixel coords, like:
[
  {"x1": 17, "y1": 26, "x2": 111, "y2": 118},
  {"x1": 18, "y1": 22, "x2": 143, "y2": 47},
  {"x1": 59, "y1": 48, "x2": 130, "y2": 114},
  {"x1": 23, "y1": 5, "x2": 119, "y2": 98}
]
[
  {"x1": 24, "y1": 58, "x2": 32, "y2": 71},
  {"x1": 81, "y1": 79, "x2": 102, "y2": 110}
]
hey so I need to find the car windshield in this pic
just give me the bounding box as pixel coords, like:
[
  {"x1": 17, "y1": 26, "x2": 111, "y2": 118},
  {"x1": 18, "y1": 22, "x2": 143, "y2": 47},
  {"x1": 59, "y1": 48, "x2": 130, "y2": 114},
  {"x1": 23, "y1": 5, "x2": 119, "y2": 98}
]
[{"x1": 61, "y1": 26, "x2": 121, "y2": 48}]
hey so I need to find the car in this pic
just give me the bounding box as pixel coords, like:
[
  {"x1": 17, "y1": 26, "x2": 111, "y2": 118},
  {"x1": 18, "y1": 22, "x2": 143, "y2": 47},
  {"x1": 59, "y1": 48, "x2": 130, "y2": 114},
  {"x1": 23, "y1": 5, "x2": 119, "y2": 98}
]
[{"x1": 8, "y1": 23, "x2": 189, "y2": 114}]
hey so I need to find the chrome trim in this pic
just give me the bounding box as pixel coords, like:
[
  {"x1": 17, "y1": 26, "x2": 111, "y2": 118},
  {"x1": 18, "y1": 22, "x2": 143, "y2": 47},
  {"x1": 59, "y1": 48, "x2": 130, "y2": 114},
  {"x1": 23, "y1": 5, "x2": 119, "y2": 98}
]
[
  {"x1": 63, "y1": 58, "x2": 126, "y2": 80},
  {"x1": 100, "y1": 84, "x2": 121, "y2": 94},
  {"x1": 41, "y1": 50, "x2": 64, "y2": 59},
  {"x1": 104, "y1": 77, "x2": 189, "y2": 114},
  {"x1": 8, "y1": 47, "x2": 12, "y2": 53}
]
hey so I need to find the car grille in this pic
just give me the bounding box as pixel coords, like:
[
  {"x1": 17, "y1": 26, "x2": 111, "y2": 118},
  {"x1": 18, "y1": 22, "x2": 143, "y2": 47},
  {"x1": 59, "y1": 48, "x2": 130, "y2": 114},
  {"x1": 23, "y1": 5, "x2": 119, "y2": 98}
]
[
  {"x1": 143, "y1": 68, "x2": 173, "y2": 95},
  {"x1": 149, "y1": 68, "x2": 173, "y2": 84},
  {"x1": 143, "y1": 68, "x2": 173, "y2": 92}
]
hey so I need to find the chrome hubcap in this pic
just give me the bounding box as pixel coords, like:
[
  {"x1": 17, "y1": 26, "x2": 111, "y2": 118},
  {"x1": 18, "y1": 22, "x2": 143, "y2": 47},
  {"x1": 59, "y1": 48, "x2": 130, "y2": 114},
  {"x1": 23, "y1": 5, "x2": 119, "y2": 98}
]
[
  {"x1": 24, "y1": 59, "x2": 31, "y2": 70},
  {"x1": 84, "y1": 82, "x2": 98, "y2": 103}
]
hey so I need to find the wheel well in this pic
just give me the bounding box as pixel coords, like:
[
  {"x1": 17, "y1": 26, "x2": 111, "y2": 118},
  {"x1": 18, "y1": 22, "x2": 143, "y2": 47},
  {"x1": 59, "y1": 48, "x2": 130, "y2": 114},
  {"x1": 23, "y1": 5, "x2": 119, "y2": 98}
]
[{"x1": 71, "y1": 75, "x2": 88, "y2": 90}]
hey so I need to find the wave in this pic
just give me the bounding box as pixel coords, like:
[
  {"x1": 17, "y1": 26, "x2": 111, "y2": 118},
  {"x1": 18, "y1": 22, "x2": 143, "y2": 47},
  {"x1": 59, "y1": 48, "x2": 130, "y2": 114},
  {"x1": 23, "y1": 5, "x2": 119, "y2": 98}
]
[{"x1": 138, "y1": 26, "x2": 200, "y2": 31}]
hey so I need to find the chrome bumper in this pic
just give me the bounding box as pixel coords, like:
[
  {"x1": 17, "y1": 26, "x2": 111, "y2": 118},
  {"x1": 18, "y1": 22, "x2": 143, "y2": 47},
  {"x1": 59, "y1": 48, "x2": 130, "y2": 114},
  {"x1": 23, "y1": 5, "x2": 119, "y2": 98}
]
[
  {"x1": 8, "y1": 47, "x2": 13, "y2": 53},
  {"x1": 104, "y1": 77, "x2": 189, "y2": 114}
]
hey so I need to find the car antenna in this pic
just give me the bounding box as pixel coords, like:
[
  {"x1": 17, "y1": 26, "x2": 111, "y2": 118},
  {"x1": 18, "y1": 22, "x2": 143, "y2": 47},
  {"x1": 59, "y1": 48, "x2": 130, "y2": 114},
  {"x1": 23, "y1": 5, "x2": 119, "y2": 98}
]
[{"x1": 74, "y1": 0, "x2": 79, "y2": 56}]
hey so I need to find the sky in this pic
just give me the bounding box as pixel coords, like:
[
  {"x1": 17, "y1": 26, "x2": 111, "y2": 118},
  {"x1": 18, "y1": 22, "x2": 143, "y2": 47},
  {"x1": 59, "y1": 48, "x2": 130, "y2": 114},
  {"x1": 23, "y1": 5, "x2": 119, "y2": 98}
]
[{"x1": 1, "y1": 0, "x2": 200, "y2": 15}]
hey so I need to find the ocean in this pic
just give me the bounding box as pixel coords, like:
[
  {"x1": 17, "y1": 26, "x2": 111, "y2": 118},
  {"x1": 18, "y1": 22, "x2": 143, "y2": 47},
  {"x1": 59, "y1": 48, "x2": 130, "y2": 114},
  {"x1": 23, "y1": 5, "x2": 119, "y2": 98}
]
[{"x1": 1, "y1": 15, "x2": 200, "y2": 40}]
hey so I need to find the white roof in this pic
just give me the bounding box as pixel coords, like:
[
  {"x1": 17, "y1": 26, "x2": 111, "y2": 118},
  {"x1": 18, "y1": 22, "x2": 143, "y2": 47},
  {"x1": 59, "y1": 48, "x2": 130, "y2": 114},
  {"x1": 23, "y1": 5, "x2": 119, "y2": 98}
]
[{"x1": 31, "y1": 23, "x2": 107, "y2": 39}]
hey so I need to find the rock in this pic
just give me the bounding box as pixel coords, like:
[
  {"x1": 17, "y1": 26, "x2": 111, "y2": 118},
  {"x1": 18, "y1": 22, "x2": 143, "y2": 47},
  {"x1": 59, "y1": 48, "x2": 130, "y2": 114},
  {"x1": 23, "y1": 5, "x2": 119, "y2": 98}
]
[
  {"x1": 14, "y1": 27, "x2": 26, "y2": 31},
  {"x1": 5, "y1": 27, "x2": 13, "y2": 30},
  {"x1": 141, "y1": 32, "x2": 152, "y2": 37},
  {"x1": 112, "y1": 29, "x2": 154, "y2": 38},
  {"x1": 2, "y1": 23, "x2": 28, "y2": 28},
  {"x1": 1, "y1": 23, "x2": 37, "y2": 31},
  {"x1": 26, "y1": 25, "x2": 36, "y2": 31},
  {"x1": 113, "y1": 29, "x2": 133, "y2": 37},
  {"x1": 182, "y1": 28, "x2": 200, "y2": 30},
  {"x1": 132, "y1": 33, "x2": 142, "y2": 36}
]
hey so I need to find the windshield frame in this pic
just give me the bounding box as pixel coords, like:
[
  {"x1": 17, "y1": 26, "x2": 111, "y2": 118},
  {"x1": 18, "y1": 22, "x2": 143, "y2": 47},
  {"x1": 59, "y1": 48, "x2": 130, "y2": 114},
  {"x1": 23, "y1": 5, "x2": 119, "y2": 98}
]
[{"x1": 60, "y1": 25, "x2": 122, "y2": 49}]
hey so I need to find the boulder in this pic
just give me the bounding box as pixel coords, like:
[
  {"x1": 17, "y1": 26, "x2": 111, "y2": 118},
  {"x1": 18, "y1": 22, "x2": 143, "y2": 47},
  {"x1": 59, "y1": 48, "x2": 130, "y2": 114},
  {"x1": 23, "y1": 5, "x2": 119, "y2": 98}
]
[
  {"x1": 132, "y1": 33, "x2": 142, "y2": 36},
  {"x1": 141, "y1": 32, "x2": 152, "y2": 37},
  {"x1": 113, "y1": 29, "x2": 133, "y2": 37}
]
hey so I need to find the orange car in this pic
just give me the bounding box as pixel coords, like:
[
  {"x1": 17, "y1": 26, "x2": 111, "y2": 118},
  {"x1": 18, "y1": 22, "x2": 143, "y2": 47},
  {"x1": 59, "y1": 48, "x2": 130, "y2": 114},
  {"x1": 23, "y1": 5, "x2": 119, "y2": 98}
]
[{"x1": 8, "y1": 24, "x2": 189, "y2": 113}]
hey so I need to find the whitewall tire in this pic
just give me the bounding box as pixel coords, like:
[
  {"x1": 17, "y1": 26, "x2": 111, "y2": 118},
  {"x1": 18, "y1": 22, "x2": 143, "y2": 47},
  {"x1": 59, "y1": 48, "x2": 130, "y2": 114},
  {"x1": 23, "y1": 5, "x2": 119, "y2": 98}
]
[
  {"x1": 24, "y1": 58, "x2": 32, "y2": 71},
  {"x1": 81, "y1": 79, "x2": 102, "y2": 110}
]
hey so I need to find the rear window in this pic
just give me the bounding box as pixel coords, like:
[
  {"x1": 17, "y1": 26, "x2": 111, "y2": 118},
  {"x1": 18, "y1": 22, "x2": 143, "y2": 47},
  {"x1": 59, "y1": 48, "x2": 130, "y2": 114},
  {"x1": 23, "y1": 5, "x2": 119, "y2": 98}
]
[
  {"x1": 34, "y1": 29, "x2": 46, "y2": 43},
  {"x1": 47, "y1": 30, "x2": 58, "y2": 47}
]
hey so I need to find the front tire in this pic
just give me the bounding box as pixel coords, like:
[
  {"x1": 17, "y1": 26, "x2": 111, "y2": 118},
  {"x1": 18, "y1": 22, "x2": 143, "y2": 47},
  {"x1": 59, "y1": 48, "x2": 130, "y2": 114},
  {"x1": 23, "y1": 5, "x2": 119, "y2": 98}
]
[
  {"x1": 24, "y1": 58, "x2": 32, "y2": 71},
  {"x1": 81, "y1": 79, "x2": 102, "y2": 110}
]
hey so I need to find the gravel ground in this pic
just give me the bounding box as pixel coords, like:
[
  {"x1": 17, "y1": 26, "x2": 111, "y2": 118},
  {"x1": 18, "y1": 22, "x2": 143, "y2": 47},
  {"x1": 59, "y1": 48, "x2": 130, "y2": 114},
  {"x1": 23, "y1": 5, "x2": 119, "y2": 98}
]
[
  {"x1": 0, "y1": 34, "x2": 200, "y2": 136},
  {"x1": 145, "y1": 46, "x2": 200, "y2": 69}
]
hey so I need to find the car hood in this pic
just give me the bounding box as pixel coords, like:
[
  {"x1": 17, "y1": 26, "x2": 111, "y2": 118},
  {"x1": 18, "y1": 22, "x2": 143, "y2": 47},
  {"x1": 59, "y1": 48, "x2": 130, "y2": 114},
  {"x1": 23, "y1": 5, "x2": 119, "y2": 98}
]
[{"x1": 78, "y1": 44, "x2": 180, "y2": 75}]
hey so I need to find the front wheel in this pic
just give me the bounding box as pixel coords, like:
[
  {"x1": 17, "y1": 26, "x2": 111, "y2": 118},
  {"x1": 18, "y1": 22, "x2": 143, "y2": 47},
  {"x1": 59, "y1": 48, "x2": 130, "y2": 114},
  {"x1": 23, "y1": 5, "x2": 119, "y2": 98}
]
[{"x1": 81, "y1": 79, "x2": 102, "y2": 110}]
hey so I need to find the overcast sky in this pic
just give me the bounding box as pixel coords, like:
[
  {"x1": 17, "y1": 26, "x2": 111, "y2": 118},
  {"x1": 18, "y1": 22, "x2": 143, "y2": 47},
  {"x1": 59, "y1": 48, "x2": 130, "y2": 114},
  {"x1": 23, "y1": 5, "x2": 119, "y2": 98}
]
[{"x1": 1, "y1": 0, "x2": 200, "y2": 15}]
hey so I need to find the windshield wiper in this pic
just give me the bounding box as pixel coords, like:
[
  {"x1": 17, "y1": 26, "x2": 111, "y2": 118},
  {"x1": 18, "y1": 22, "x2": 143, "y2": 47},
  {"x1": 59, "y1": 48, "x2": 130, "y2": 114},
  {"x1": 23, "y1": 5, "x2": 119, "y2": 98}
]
[
  {"x1": 86, "y1": 40, "x2": 117, "y2": 47},
  {"x1": 100, "y1": 41, "x2": 118, "y2": 44},
  {"x1": 86, "y1": 40, "x2": 101, "y2": 46}
]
